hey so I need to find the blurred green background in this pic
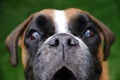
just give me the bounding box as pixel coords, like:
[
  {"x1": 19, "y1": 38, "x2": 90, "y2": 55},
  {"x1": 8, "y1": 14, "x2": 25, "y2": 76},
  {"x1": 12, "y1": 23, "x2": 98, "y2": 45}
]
[{"x1": 0, "y1": 0, "x2": 120, "y2": 80}]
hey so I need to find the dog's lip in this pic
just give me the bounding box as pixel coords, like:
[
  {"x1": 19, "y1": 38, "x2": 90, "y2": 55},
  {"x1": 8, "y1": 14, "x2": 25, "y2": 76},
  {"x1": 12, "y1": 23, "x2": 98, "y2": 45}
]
[{"x1": 51, "y1": 66, "x2": 77, "y2": 80}]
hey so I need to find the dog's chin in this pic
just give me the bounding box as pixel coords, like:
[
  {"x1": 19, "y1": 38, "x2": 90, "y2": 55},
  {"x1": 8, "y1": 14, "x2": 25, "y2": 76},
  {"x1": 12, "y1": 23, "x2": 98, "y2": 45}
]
[{"x1": 51, "y1": 66, "x2": 76, "y2": 80}]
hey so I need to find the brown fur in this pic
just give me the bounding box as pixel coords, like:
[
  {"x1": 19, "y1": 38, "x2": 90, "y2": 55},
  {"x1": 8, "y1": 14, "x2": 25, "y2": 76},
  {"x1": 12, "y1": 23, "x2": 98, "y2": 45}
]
[
  {"x1": 98, "y1": 45, "x2": 109, "y2": 80},
  {"x1": 100, "y1": 61, "x2": 110, "y2": 80},
  {"x1": 19, "y1": 32, "x2": 29, "y2": 68},
  {"x1": 5, "y1": 8, "x2": 115, "y2": 80}
]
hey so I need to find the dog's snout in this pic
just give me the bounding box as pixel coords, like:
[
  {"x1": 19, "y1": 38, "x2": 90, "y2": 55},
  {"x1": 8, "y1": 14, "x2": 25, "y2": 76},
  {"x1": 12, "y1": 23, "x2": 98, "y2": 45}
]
[{"x1": 48, "y1": 34, "x2": 79, "y2": 47}]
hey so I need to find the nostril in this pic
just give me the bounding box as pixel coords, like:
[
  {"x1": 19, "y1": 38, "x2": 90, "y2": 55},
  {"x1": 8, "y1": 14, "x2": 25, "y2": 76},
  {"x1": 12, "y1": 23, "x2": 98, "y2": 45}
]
[
  {"x1": 49, "y1": 38, "x2": 59, "y2": 47},
  {"x1": 67, "y1": 38, "x2": 79, "y2": 46},
  {"x1": 55, "y1": 39, "x2": 59, "y2": 46}
]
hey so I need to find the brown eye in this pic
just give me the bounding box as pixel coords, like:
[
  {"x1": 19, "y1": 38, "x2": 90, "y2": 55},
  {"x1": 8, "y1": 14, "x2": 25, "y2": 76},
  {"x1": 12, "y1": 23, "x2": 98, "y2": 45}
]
[
  {"x1": 30, "y1": 32, "x2": 41, "y2": 40},
  {"x1": 84, "y1": 29, "x2": 95, "y2": 38}
]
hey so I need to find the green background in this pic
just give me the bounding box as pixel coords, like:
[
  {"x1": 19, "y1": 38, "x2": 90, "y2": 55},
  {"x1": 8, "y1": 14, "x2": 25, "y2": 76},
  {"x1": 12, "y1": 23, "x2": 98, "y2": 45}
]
[{"x1": 0, "y1": 0, "x2": 120, "y2": 80}]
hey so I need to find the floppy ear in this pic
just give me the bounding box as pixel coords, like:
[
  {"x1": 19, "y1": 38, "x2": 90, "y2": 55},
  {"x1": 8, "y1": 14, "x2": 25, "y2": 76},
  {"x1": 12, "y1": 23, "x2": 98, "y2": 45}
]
[
  {"x1": 5, "y1": 14, "x2": 34, "y2": 67},
  {"x1": 84, "y1": 12, "x2": 115, "y2": 60}
]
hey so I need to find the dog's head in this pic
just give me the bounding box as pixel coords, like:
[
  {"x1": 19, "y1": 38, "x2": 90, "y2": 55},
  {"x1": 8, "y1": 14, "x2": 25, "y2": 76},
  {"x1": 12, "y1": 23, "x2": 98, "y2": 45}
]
[{"x1": 5, "y1": 8, "x2": 115, "y2": 80}]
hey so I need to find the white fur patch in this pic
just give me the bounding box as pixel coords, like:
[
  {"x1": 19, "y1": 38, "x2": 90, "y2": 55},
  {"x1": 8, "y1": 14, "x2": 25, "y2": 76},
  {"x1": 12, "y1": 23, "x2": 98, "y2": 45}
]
[
  {"x1": 54, "y1": 10, "x2": 69, "y2": 33},
  {"x1": 45, "y1": 10, "x2": 88, "y2": 50}
]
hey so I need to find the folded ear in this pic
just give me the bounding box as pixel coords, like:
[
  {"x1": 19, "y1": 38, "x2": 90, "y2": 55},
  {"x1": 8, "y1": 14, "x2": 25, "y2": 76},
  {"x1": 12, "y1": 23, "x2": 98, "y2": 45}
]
[
  {"x1": 85, "y1": 12, "x2": 115, "y2": 60},
  {"x1": 5, "y1": 14, "x2": 34, "y2": 67}
]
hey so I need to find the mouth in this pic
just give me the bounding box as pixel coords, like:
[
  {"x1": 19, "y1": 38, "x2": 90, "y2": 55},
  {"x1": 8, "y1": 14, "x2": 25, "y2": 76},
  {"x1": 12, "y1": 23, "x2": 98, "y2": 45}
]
[{"x1": 51, "y1": 66, "x2": 76, "y2": 80}]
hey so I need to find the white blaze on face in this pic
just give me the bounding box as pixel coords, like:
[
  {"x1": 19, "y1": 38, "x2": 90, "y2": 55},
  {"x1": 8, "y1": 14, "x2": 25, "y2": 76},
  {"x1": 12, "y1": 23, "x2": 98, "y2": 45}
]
[
  {"x1": 54, "y1": 10, "x2": 69, "y2": 33},
  {"x1": 48, "y1": 10, "x2": 88, "y2": 49}
]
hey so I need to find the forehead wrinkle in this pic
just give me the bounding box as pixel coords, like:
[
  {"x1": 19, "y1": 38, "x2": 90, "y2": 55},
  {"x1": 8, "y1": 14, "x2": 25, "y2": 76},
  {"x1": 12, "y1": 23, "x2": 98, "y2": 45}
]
[{"x1": 54, "y1": 10, "x2": 69, "y2": 33}]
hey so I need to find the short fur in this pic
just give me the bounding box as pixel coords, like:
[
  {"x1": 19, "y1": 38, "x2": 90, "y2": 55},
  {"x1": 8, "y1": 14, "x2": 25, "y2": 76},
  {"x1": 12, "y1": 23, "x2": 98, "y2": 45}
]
[{"x1": 5, "y1": 8, "x2": 115, "y2": 80}]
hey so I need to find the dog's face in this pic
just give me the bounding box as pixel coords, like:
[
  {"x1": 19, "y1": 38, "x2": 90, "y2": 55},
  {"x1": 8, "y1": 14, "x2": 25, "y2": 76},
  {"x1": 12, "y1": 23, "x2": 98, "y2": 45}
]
[{"x1": 5, "y1": 8, "x2": 115, "y2": 80}]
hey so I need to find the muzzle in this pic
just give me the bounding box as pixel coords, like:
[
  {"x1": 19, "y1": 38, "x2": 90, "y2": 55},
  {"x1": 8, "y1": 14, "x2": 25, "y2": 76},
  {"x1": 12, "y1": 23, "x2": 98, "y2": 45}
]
[{"x1": 31, "y1": 33, "x2": 100, "y2": 80}]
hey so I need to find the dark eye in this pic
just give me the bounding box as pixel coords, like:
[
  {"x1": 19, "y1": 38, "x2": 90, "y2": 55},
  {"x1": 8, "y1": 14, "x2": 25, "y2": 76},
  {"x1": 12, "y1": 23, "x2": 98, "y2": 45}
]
[
  {"x1": 29, "y1": 31, "x2": 41, "y2": 40},
  {"x1": 84, "y1": 29, "x2": 95, "y2": 38}
]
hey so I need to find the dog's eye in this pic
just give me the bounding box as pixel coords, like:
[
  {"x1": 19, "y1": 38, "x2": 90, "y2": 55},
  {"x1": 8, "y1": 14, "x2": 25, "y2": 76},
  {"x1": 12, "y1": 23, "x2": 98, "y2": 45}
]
[
  {"x1": 30, "y1": 31, "x2": 41, "y2": 40},
  {"x1": 84, "y1": 29, "x2": 95, "y2": 38}
]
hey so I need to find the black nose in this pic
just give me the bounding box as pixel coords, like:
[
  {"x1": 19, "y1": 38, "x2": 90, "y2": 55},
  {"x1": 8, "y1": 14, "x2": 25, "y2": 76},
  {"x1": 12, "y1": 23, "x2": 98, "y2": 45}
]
[{"x1": 48, "y1": 33, "x2": 79, "y2": 47}]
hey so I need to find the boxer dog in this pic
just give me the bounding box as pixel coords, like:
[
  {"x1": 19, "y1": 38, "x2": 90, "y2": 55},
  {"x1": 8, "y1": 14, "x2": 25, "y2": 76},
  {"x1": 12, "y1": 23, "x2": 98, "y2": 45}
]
[{"x1": 5, "y1": 8, "x2": 115, "y2": 80}]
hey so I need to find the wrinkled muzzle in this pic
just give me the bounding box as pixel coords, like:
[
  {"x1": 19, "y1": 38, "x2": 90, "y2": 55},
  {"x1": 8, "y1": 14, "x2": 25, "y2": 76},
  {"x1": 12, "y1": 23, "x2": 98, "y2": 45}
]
[{"x1": 30, "y1": 33, "x2": 101, "y2": 80}]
